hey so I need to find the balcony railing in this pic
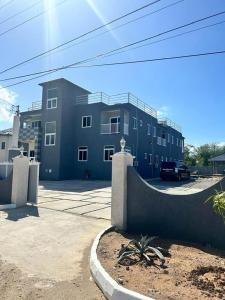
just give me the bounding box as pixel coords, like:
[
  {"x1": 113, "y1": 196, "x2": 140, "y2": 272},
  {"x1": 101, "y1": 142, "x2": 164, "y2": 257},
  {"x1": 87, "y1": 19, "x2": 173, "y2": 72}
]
[
  {"x1": 101, "y1": 123, "x2": 120, "y2": 134},
  {"x1": 158, "y1": 118, "x2": 182, "y2": 133},
  {"x1": 28, "y1": 101, "x2": 42, "y2": 111},
  {"x1": 75, "y1": 92, "x2": 157, "y2": 119}
]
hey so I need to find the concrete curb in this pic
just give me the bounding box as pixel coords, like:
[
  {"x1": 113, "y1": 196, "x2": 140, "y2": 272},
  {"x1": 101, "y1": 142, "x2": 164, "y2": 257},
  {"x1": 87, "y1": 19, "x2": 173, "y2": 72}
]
[
  {"x1": 0, "y1": 204, "x2": 16, "y2": 210},
  {"x1": 90, "y1": 225, "x2": 154, "y2": 300}
]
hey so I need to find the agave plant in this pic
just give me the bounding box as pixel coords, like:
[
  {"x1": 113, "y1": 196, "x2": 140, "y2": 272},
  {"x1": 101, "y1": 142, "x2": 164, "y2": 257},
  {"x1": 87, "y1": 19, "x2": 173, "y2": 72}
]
[
  {"x1": 117, "y1": 236, "x2": 168, "y2": 266},
  {"x1": 206, "y1": 190, "x2": 225, "y2": 223}
]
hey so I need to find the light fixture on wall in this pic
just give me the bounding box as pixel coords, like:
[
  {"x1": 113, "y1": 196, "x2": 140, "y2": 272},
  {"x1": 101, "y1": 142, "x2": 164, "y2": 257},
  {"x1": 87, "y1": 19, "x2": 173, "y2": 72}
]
[{"x1": 120, "y1": 137, "x2": 126, "y2": 153}]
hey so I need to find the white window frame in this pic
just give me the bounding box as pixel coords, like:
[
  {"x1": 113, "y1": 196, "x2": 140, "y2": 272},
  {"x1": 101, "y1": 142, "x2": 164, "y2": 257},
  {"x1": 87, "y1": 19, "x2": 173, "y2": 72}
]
[
  {"x1": 133, "y1": 117, "x2": 137, "y2": 129},
  {"x1": 82, "y1": 115, "x2": 92, "y2": 128},
  {"x1": 47, "y1": 98, "x2": 57, "y2": 109},
  {"x1": 103, "y1": 145, "x2": 115, "y2": 161},
  {"x1": 78, "y1": 146, "x2": 88, "y2": 161},
  {"x1": 147, "y1": 124, "x2": 151, "y2": 135},
  {"x1": 45, "y1": 121, "x2": 56, "y2": 146}
]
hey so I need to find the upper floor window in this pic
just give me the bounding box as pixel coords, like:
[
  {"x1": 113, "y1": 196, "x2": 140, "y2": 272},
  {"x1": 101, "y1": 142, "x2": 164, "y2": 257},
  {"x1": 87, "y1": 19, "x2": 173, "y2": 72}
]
[
  {"x1": 1, "y1": 142, "x2": 6, "y2": 150},
  {"x1": 147, "y1": 124, "x2": 151, "y2": 135},
  {"x1": 47, "y1": 88, "x2": 57, "y2": 109},
  {"x1": 144, "y1": 153, "x2": 148, "y2": 159},
  {"x1": 168, "y1": 133, "x2": 170, "y2": 143},
  {"x1": 82, "y1": 116, "x2": 92, "y2": 128},
  {"x1": 171, "y1": 135, "x2": 174, "y2": 144},
  {"x1": 149, "y1": 154, "x2": 152, "y2": 165},
  {"x1": 140, "y1": 120, "x2": 143, "y2": 127},
  {"x1": 32, "y1": 121, "x2": 41, "y2": 129},
  {"x1": 78, "y1": 146, "x2": 88, "y2": 161},
  {"x1": 104, "y1": 145, "x2": 115, "y2": 161},
  {"x1": 153, "y1": 126, "x2": 156, "y2": 137},
  {"x1": 176, "y1": 138, "x2": 179, "y2": 146},
  {"x1": 133, "y1": 117, "x2": 137, "y2": 129},
  {"x1": 45, "y1": 121, "x2": 56, "y2": 146}
]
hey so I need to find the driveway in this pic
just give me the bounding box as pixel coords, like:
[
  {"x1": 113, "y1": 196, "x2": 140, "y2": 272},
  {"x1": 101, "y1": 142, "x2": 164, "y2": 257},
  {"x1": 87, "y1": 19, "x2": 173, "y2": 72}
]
[
  {"x1": 38, "y1": 180, "x2": 111, "y2": 220},
  {"x1": 148, "y1": 177, "x2": 221, "y2": 194},
  {"x1": 0, "y1": 180, "x2": 111, "y2": 299}
]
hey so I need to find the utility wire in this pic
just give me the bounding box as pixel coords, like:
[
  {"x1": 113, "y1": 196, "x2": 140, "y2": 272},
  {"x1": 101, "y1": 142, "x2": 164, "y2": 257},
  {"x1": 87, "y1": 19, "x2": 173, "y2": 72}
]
[
  {"x1": 0, "y1": 0, "x2": 15, "y2": 12},
  {"x1": 26, "y1": 0, "x2": 185, "y2": 65},
  {"x1": 1, "y1": 11, "x2": 225, "y2": 82},
  {"x1": 0, "y1": 0, "x2": 69, "y2": 39},
  {"x1": 0, "y1": 49, "x2": 225, "y2": 92},
  {"x1": 0, "y1": 0, "x2": 161, "y2": 75},
  {"x1": 0, "y1": 0, "x2": 42, "y2": 26}
]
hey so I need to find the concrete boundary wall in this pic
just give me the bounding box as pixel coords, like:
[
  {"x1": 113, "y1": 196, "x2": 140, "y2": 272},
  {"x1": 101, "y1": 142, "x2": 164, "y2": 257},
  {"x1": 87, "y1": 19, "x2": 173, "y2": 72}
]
[{"x1": 127, "y1": 166, "x2": 225, "y2": 250}]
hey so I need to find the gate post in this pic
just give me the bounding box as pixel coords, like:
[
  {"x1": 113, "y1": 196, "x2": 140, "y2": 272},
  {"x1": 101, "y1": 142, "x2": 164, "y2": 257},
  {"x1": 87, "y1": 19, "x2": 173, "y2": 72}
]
[
  {"x1": 11, "y1": 152, "x2": 29, "y2": 207},
  {"x1": 111, "y1": 138, "x2": 133, "y2": 230}
]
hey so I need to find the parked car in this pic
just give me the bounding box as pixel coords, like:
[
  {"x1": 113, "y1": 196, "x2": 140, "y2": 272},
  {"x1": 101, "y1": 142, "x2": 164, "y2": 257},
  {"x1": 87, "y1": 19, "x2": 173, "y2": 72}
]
[{"x1": 160, "y1": 161, "x2": 190, "y2": 181}]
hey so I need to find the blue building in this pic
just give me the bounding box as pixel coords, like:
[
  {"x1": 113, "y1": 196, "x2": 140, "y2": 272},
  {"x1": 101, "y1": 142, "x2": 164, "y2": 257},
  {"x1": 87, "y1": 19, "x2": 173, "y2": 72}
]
[{"x1": 19, "y1": 78, "x2": 184, "y2": 180}]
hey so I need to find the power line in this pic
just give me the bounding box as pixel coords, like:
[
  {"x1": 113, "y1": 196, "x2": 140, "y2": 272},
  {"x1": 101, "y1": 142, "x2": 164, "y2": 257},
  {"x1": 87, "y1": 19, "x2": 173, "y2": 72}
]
[
  {"x1": 0, "y1": 0, "x2": 15, "y2": 12},
  {"x1": 1, "y1": 10, "x2": 225, "y2": 82},
  {"x1": 26, "y1": 0, "x2": 185, "y2": 65},
  {"x1": 0, "y1": 49, "x2": 225, "y2": 91},
  {"x1": 0, "y1": 0, "x2": 161, "y2": 75},
  {"x1": 0, "y1": 0, "x2": 69, "y2": 39},
  {"x1": 0, "y1": 0, "x2": 41, "y2": 26}
]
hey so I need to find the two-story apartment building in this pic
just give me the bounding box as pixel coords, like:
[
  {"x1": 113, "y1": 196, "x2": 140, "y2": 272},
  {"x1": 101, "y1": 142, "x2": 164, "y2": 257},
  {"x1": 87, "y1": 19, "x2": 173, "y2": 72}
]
[{"x1": 19, "y1": 78, "x2": 184, "y2": 180}]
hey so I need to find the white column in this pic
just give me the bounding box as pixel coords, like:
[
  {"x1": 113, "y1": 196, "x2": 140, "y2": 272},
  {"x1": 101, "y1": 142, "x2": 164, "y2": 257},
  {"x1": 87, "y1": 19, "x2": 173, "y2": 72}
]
[
  {"x1": 11, "y1": 155, "x2": 29, "y2": 207},
  {"x1": 11, "y1": 115, "x2": 20, "y2": 149},
  {"x1": 111, "y1": 151, "x2": 133, "y2": 230}
]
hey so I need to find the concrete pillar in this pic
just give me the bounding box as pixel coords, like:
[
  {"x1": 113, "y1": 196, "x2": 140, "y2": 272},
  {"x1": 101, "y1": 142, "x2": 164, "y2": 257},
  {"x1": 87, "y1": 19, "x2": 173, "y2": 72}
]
[
  {"x1": 11, "y1": 115, "x2": 20, "y2": 149},
  {"x1": 111, "y1": 151, "x2": 133, "y2": 230},
  {"x1": 11, "y1": 155, "x2": 29, "y2": 207},
  {"x1": 27, "y1": 162, "x2": 39, "y2": 204}
]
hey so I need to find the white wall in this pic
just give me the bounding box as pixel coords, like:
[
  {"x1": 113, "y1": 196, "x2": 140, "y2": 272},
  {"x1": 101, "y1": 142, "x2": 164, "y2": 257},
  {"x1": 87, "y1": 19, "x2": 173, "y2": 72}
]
[{"x1": 0, "y1": 135, "x2": 13, "y2": 162}]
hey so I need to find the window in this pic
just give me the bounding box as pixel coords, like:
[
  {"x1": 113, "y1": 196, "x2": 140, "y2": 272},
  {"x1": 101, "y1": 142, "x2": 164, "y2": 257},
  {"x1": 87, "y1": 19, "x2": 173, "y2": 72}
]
[
  {"x1": 171, "y1": 135, "x2": 174, "y2": 144},
  {"x1": 32, "y1": 121, "x2": 41, "y2": 129},
  {"x1": 161, "y1": 156, "x2": 164, "y2": 162},
  {"x1": 1, "y1": 142, "x2": 6, "y2": 150},
  {"x1": 149, "y1": 154, "x2": 152, "y2": 165},
  {"x1": 153, "y1": 126, "x2": 156, "y2": 137},
  {"x1": 47, "y1": 88, "x2": 57, "y2": 109},
  {"x1": 133, "y1": 117, "x2": 137, "y2": 129},
  {"x1": 168, "y1": 133, "x2": 170, "y2": 143},
  {"x1": 45, "y1": 121, "x2": 56, "y2": 146},
  {"x1": 176, "y1": 138, "x2": 179, "y2": 146},
  {"x1": 47, "y1": 98, "x2": 57, "y2": 109},
  {"x1": 144, "y1": 153, "x2": 147, "y2": 159},
  {"x1": 140, "y1": 120, "x2": 143, "y2": 127},
  {"x1": 78, "y1": 146, "x2": 88, "y2": 161},
  {"x1": 82, "y1": 116, "x2": 92, "y2": 128},
  {"x1": 147, "y1": 124, "x2": 151, "y2": 135},
  {"x1": 157, "y1": 137, "x2": 162, "y2": 145},
  {"x1": 104, "y1": 145, "x2": 115, "y2": 161}
]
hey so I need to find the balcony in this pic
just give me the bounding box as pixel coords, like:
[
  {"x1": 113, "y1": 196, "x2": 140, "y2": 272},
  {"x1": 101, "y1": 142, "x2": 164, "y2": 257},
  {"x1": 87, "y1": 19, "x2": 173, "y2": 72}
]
[
  {"x1": 28, "y1": 101, "x2": 42, "y2": 111},
  {"x1": 101, "y1": 123, "x2": 120, "y2": 134}
]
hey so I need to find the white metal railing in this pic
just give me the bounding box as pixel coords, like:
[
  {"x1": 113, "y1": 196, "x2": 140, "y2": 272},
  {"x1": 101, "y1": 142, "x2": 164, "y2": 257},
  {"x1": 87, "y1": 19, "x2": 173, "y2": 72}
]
[
  {"x1": 158, "y1": 118, "x2": 182, "y2": 133},
  {"x1": 0, "y1": 162, "x2": 13, "y2": 179},
  {"x1": 101, "y1": 123, "x2": 120, "y2": 134},
  {"x1": 28, "y1": 101, "x2": 42, "y2": 111},
  {"x1": 75, "y1": 92, "x2": 157, "y2": 119}
]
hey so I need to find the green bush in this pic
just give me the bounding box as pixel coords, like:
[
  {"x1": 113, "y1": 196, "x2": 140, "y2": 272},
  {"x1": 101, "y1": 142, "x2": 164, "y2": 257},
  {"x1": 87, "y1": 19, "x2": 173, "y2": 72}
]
[{"x1": 206, "y1": 190, "x2": 225, "y2": 223}]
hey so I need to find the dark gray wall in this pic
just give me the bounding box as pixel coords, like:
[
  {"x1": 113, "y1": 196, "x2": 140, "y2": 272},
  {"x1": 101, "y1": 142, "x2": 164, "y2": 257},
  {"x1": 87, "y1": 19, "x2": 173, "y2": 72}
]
[
  {"x1": 127, "y1": 166, "x2": 225, "y2": 250},
  {"x1": 0, "y1": 172, "x2": 13, "y2": 204}
]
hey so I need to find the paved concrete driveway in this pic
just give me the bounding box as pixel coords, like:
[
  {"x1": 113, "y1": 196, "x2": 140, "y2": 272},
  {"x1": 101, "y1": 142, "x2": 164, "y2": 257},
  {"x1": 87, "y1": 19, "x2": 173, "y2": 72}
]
[
  {"x1": 148, "y1": 177, "x2": 221, "y2": 194},
  {"x1": 0, "y1": 180, "x2": 112, "y2": 299},
  {"x1": 38, "y1": 180, "x2": 111, "y2": 220}
]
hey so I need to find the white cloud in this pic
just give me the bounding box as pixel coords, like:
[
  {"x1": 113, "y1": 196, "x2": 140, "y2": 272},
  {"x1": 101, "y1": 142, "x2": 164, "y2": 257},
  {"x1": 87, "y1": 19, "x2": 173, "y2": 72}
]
[
  {"x1": 217, "y1": 141, "x2": 225, "y2": 147},
  {"x1": 157, "y1": 106, "x2": 171, "y2": 119},
  {"x1": 0, "y1": 86, "x2": 17, "y2": 123}
]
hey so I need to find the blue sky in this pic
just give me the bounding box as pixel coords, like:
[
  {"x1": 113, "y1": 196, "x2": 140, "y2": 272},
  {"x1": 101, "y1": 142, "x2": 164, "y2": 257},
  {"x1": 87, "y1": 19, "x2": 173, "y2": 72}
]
[{"x1": 0, "y1": 0, "x2": 224, "y2": 146}]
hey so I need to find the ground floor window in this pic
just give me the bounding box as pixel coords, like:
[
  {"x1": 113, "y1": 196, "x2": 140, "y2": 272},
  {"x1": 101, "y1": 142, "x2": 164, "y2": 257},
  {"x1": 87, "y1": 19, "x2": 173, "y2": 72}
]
[
  {"x1": 104, "y1": 145, "x2": 115, "y2": 161},
  {"x1": 78, "y1": 146, "x2": 88, "y2": 161}
]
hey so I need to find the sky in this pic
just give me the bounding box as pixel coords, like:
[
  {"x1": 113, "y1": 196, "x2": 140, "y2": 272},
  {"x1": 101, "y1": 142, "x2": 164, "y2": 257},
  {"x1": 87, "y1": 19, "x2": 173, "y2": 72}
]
[{"x1": 0, "y1": 0, "x2": 224, "y2": 146}]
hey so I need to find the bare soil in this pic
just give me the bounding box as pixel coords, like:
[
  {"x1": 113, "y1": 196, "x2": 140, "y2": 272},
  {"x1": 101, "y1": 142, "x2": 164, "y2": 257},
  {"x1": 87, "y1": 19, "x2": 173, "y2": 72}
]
[
  {"x1": 0, "y1": 245, "x2": 105, "y2": 300},
  {"x1": 97, "y1": 230, "x2": 225, "y2": 300}
]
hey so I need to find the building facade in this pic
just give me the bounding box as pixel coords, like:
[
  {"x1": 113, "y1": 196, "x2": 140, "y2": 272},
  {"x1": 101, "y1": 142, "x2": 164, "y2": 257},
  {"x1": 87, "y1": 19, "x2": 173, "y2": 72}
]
[
  {"x1": 0, "y1": 129, "x2": 12, "y2": 162},
  {"x1": 19, "y1": 78, "x2": 185, "y2": 180}
]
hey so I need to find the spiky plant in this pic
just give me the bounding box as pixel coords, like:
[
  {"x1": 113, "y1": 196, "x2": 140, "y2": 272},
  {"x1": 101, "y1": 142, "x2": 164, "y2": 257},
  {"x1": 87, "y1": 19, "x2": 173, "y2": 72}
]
[
  {"x1": 117, "y1": 236, "x2": 168, "y2": 266},
  {"x1": 206, "y1": 190, "x2": 225, "y2": 223}
]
